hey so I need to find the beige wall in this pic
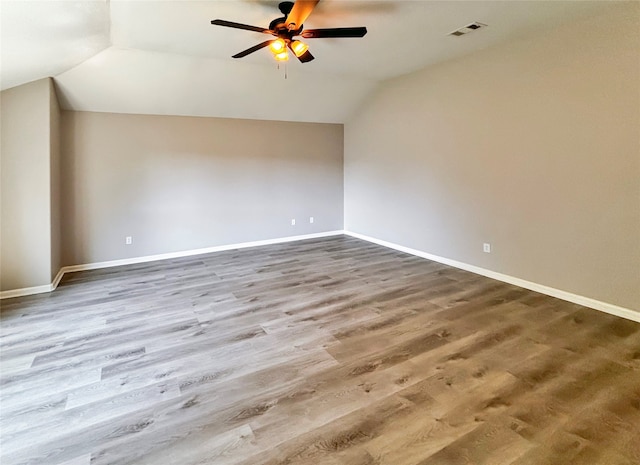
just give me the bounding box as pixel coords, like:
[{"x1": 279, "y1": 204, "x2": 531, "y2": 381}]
[
  {"x1": 1, "y1": 78, "x2": 54, "y2": 291},
  {"x1": 61, "y1": 112, "x2": 343, "y2": 265},
  {"x1": 345, "y1": 3, "x2": 640, "y2": 311}
]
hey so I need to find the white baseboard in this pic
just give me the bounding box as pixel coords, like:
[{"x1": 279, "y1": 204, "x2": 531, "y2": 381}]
[
  {"x1": 0, "y1": 283, "x2": 56, "y2": 300},
  {"x1": 5, "y1": 229, "x2": 637, "y2": 324},
  {"x1": 60, "y1": 230, "x2": 345, "y2": 274},
  {"x1": 344, "y1": 230, "x2": 640, "y2": 323},
  {"x1": 0, "y1": 231, "x2": 344, "y2": 300},
  {"x1": 51, "y1": 268, "x2": 65, "y2": 289}
]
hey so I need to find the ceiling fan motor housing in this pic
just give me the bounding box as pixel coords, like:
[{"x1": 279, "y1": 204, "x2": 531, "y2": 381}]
[
  {"x1": 270, "y1": 17, "x2": 302, "y2": 36},
  {"x1": 270, "y1": 2, "x2": 303, "y2": 36}
]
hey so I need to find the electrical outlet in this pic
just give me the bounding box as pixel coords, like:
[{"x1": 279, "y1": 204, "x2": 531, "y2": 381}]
[
  {"x1": 483, "y1": 243, "x2": 491, "y2": 253},
  {"x1": 126, "y1": 236, "x2": 133, "y2": 245},
  {"x1": 291, "y1": 219, "x2": 296, "y2": 226},
  {"x1": 310, "y1": 216, "x2": 314, "y2": 224}
]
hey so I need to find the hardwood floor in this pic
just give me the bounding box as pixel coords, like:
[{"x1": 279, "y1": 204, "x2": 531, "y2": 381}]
[{"x1": 1, "y1": 235, "x2": 639, "y2": 465}]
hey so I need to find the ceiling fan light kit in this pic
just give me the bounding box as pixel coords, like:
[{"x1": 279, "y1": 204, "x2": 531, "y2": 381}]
[
  {"x1": 290, "y1": 40, "x2": 309, "y2": 58},
  {"x1": 274, "y1": 50, "x2": 289, "y2": 62},
  {"x1": 270, "y1": 39, "x2": 287, "y2": 53},
  {"x1": 211, "y1": 0, "x2": 367, "y2": 64}
]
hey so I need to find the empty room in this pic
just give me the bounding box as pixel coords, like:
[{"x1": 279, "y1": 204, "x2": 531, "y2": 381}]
[{"x1": 1, "y1": 1, "x2": 639, "y2": 464}]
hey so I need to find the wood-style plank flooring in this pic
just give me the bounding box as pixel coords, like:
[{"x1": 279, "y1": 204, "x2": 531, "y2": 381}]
[{"x1": 1, "y1": 236, "x2": 639, "y2": 465}]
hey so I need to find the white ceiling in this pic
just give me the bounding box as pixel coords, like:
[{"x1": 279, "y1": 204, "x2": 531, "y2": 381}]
[{"x1": 1, "y1": 0, "x2": 620, "y2": 123}]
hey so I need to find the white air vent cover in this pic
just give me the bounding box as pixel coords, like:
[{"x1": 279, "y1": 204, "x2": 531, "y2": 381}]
[{"x1": 449, "y1": 22, "x2": 487, "y2": 37}]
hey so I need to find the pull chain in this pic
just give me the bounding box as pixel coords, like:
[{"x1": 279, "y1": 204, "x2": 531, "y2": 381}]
[
  {"x1": 277, "y1": 62, "x2": 288, "y2": 80},
  {"x1": 276, "y1": 62, "x2": 289, "y2": 80}
]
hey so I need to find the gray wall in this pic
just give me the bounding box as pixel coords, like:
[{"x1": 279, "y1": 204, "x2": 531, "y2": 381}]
[
  {"x1": 50, "y1": 80, "x2": 62, "y2": 281},
  {"x1": 61, "y1": 112, "x2": 343, "y2": 265},
  {"x1": 345, "y1": 4, "x2": 640, "y2": 311},
  {"x1": 1, "y1": 78, "x2": 55, "y2": 291}
]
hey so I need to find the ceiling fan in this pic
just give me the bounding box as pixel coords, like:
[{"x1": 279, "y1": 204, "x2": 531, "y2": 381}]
[{"x1": 211, "y1": 0, "x2": 367, "y2": 63}]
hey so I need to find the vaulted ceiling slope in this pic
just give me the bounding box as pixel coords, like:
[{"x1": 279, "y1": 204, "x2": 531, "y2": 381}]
[{"x1": 1, "y1": 1, "x2": 619, "y2": 123}]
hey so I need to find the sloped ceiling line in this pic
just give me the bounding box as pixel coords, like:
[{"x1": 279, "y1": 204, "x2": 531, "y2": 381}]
[{"x1": 1, "y1": 1, "x2": 618, "y2": 123}]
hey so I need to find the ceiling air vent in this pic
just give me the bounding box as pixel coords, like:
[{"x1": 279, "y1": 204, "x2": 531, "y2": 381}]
[{"x1": 449, "y1": 22, "x2": 487, "y2": 37}]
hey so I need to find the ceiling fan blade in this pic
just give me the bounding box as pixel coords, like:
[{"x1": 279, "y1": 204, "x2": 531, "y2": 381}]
[
  {"x1": 285, "y1": 0, "x2": 320, "y2": 31},
  {"x1": 298, "y1": 50, "x2": 315, "y2": 63},
  {"x1": 232, "y1": 40, "x2": 274, "y2": 58},
  {"x1": 211, "y1": 19, "x2": 273, "y2": 35},
  {"x1": 301, "y1": 27, "x2": 367, "y2": 39}
]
